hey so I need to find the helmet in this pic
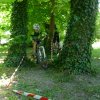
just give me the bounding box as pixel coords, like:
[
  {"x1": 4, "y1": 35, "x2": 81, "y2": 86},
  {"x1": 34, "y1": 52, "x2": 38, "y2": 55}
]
[{"x1": 33, "y1": 24, "x2": 40, "y2": 31}]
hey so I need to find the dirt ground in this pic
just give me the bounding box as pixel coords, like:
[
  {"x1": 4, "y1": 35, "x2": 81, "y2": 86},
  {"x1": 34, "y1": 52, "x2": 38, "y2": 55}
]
[{"x1": 0, "y1": 65, "x2": 100, "y2": 100}]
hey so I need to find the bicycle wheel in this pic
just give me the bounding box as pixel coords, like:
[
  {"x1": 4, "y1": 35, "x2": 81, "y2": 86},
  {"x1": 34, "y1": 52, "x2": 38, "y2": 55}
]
[{"x1": 37, "y1": 46, "x2": 48, "y2": 68}]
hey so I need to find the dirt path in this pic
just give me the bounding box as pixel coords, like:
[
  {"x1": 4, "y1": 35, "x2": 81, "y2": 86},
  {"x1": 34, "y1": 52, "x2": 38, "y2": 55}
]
[
  {"x1": 12, "y1": 66, "x2": 100, "y2": 100},
  {"x1": 0, "y1": 65, "x2": 100, "y2": 100}
]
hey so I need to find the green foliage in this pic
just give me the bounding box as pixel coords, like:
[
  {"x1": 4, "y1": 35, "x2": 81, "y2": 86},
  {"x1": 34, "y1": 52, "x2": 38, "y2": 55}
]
[
  {"x1": 0, "y1": 0, "x2": 23, "y2": 3},
  {"x1": 0, "y1": 0, "x2": 15, "y2": 3},
  {"x1": 0, "y1": 3, "x2": 11, "y2": 32},
  {"x1": 27, "y1": 0, "x2": 70, "y2": 55},
  {"x1": 27, "y1": 0, "x2": 70, "y2": 34},
  {"x1": 55, "y1": 0, "x2": 70, "y2": 31},
  {"x1": 95, "y1": 12, "x2": 100, "y2": 39},
  {"x1": 9, "y1": 35, "x2": 27, "y2": 47},
  {"x1": 84, "y1": 85, "x2": 100, "y2": 95},
  {"x1": 0, "y1": 3, "x2": 11, "y2": 45}
]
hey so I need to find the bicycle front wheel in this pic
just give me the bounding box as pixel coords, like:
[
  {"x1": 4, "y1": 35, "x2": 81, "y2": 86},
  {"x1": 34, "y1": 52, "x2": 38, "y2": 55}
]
[{"x1": 37, "y1": 46, "x2": 48, "y2": 68}]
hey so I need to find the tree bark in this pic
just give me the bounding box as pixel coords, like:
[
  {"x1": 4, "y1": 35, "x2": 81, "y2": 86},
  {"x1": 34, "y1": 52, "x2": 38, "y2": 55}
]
[
  {"x1": 58, "y1": 0, "x2": 98, "y2": 73},
  {"x1": 46, "y1": 0, "x2": 55, "y2": 59}
]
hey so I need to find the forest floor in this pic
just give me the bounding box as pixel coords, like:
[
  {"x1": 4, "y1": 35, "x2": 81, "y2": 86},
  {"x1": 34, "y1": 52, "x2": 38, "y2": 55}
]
[{"x1": 0, "y1": 41, "x2": 100, "y2": 100}]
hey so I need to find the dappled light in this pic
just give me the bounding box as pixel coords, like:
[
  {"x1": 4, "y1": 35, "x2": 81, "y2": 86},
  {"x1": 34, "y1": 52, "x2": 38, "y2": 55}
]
[
  {"x1": 0, "y1": 73, "x2": 11, "y2": 87},
  {"x1": 92, "y1": 56, "x2": 100, "y2": 61},
  {"x1": 0, "y1": 39, "x2": 9, "y2": 45},
  {"x1": 93, "y1": 57, "x2": 100, "y2": 60},
  {"x1": 0, "y1": 51, "x2": 8, "y2": 64},
  {"x1": 0, "y1": 56, "x2": 24, "y2": 88},
  {"x1": 0, "y1": 59, "x2": 4, "y2": 64},
  {"x1": 92, "y1": 41, "x2": 100, "y2": 49},
  {"x1": 0, "y1": 67, "x2": 18, "y2": 88},
  {"x1": 0, "y1": 52, "x2": 8, "y2": 53}
]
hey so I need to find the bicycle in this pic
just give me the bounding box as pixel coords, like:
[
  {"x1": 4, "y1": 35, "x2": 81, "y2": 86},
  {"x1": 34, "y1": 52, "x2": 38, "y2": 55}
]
[{"x1": 34, "y1": 40, "x2": 48, "y2": 68}]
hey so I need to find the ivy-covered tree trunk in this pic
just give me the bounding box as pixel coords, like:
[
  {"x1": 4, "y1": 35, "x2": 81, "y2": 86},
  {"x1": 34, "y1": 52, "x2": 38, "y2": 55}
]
[
  {"x1": 59, "y1": 0, "x2": 98, "y2": 73},
  {"x1": 5, "y1": 0, "x2": 28, "y2": 67}
]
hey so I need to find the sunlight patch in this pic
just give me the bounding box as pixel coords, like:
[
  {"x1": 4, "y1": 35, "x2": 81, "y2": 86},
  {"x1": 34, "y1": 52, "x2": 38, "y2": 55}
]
[
  {"x1": 0, "y1": 59, "x2": 4, "y2": 64},
  {"x1": 92, "y1": 41, "x2": 100, "y2": 49},
  {"x1": 0, "y1": 73, "x2": 17, "y2": 87}
]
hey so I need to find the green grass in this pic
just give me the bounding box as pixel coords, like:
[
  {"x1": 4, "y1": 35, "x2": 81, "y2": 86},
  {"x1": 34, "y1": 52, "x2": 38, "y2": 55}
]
[
  {"x1": 84, "y1": 85, "x2": 100, "y2": 95},
  {"x1": 92, "y1": 48, "x2": 100, "y2": 73},
  {"x1": 92, "y1": 48, "x2": 100, "y2": 59}
]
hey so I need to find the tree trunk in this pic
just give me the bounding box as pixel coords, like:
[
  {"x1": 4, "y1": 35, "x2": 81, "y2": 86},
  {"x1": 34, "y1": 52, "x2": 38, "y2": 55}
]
[
  {"x1": 59, "y1": 0, "x2": 98, "y2": 73},
  {"x1": 5, "y1": 0, "x2": 28, "y2": 67},
  {"x1": 46, "y1": 0, "x2": 55, "y2": 59}
]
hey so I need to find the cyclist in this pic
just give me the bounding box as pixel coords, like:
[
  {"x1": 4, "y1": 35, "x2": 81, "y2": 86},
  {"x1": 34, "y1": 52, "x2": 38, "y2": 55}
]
[{"x1": 31, "y1": 24, "x2": 41, "y2": 58}]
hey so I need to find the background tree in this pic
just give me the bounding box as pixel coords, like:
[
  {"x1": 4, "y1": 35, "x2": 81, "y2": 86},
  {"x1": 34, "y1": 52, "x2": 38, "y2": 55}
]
[
  {"x1": 58, "y1": 0, "x2": 98, "y2": 73},
  {"x1": 5, "y1": 0, "x2": 28, "y2": 67},
  {"x1": 95, "y1": 11, "x2": 100, "y2": 39}
]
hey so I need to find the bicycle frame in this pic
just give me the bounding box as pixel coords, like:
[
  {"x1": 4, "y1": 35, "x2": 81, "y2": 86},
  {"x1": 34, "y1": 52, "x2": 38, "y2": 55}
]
[{"x1": 35, "y1": 42, "x2": 48, "y2": 68}]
